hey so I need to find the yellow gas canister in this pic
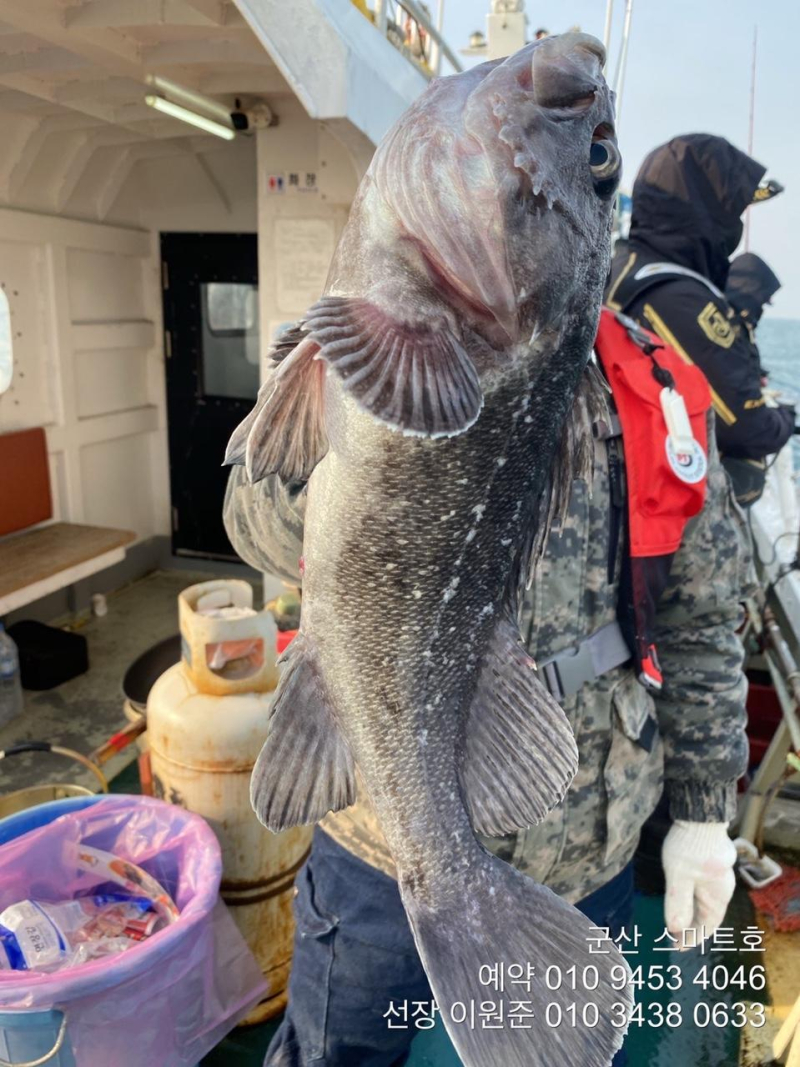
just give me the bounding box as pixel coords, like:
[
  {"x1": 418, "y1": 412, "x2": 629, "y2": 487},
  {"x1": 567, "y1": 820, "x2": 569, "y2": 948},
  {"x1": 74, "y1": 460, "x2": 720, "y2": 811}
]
[{"x1": 147, "y1": 579, "x2": 311, "y2": 1023}]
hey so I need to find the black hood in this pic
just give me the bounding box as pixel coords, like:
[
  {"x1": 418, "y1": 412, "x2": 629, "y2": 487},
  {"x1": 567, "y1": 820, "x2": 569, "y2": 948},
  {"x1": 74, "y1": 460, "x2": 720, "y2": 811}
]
[
  {"x1": 629, "y1": 134, "x2": 766, "y2": 289},
  {"x1": 726, "y1": 252, "x2": 781, "y2": 324}
]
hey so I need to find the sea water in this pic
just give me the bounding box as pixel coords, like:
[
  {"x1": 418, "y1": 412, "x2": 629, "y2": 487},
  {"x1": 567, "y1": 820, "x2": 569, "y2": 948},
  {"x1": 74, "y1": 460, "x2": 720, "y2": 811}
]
[{"x1": 758, "y1": 317, "x2": 800, "y2": 463}]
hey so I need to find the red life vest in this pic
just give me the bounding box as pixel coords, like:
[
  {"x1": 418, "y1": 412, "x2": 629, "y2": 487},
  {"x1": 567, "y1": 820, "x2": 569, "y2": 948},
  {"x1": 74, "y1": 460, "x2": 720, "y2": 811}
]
[{"x1": 594, "y1": 308, "x2": 712, "y2": 689}]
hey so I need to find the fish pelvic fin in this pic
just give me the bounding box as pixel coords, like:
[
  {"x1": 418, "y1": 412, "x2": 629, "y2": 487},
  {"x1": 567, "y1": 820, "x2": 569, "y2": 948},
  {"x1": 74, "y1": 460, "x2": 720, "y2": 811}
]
[
  {"x1": 303, "y1": 295, "x2": 483, "y2": 438},
  {"x1": 250, "y1": 632, "x2": 356, "y2": 830},
  {"x1": 224, "y1": 336, "x2": 329, "y2": 483},
  {"x1": 402, "y1": 850, "x2": 632, "y2": 1067},
  {"x1": 460, "y1": 614, "x2": 577, "y2": 837}
]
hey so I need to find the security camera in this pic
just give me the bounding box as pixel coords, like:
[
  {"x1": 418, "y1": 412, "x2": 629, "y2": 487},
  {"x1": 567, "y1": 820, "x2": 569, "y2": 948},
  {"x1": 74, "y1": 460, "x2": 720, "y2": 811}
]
[{"x1": 230, "y1": 101, "x2": 275, "y2": 132}]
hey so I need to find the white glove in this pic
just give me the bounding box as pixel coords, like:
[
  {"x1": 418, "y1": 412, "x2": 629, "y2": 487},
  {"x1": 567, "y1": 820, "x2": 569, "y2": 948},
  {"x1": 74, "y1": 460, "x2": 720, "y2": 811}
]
[{"x1": 661, "y1": 820, "x2": 737, "y2": 948}]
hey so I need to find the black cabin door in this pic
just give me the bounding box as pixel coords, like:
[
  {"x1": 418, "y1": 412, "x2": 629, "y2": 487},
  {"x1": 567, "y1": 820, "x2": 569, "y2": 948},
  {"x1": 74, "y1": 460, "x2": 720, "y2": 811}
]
[{"x1": 162, "y1": 233, "x2": 258, "y2": 560}]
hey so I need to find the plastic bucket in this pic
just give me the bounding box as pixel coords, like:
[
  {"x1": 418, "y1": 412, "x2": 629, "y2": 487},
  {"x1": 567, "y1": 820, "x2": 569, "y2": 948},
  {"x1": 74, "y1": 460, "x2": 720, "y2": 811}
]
[
  {"x1": 0, "y1": 795, "x2": 99, "y2": 843},
  {"x1": 0, "y1": 796, "x2": 245, "y2": 1067},
  {"x1": 0, "y1": 1009, "x2": 73, "y2": 1067},
  {"x1": 0, "y1": 797, "x2": 102, "y2": 1065}
]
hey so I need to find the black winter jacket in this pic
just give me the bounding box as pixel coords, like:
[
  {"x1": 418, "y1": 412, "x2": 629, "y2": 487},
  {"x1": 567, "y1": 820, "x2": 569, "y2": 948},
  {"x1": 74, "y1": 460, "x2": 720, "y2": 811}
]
[{"x1": 606, "y1": 135, "x2": 794, "y2": 461}]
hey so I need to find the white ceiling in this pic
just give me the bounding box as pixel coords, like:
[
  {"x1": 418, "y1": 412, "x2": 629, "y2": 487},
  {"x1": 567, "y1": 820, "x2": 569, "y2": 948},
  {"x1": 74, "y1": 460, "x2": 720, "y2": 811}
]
[{"x1": 0, "y1": 0, "x2": 293, "y2": 219}]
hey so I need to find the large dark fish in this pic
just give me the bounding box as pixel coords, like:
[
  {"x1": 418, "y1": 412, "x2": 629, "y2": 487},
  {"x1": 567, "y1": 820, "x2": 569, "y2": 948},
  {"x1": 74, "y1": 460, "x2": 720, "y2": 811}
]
[{"x1": 227, "y1": 33, "x2": 631, "y2": 1067}]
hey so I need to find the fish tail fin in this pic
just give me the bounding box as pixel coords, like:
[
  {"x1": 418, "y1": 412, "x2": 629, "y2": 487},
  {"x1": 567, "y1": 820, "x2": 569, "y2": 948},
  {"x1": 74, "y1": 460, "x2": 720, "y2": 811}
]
[{"x1": 402, "y1": 848, "x2": 631, "y2": 1067}]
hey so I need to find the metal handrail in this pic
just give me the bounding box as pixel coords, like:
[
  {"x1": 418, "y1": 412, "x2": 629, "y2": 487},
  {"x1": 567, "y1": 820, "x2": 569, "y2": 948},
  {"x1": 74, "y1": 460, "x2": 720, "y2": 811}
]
[{"x1": 373, "y1": 0, "x2": 462, "y2": 77}]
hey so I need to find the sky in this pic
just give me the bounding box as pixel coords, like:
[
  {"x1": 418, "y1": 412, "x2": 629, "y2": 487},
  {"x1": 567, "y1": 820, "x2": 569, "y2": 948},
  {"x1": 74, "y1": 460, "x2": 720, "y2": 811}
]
[{"x1": 438, "y1": 0, "x2": 799, "y2": 319}]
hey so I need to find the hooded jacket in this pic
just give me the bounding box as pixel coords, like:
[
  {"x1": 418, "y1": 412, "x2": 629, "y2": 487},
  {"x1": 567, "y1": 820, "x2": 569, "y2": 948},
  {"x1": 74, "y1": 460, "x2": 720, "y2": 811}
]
[
  {"x1": 726, "y1": 252, "x2": 781, "y2": 327},
  {"x1": 607, "y1": 134, "x2": 794, "y2": 462}
]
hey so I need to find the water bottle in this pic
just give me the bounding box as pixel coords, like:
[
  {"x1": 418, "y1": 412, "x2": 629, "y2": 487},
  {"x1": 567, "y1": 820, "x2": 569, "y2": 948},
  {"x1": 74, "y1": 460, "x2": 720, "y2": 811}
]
[{"x1": 0, "y1": 623, "x2": 23, "y2": 726}]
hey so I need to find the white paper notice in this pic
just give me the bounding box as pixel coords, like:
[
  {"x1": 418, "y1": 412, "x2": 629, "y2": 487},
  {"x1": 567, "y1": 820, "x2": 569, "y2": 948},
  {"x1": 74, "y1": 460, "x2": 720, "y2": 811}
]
[{"x1": 275, "y1": 217, "x2": 336, "y2": 313}]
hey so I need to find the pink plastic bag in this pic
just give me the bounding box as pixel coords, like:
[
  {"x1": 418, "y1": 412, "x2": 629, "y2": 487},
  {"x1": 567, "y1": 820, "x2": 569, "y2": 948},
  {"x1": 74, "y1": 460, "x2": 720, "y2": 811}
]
[{"x1": 0, "y1": 796, "x2": 268, "y2": 1066}]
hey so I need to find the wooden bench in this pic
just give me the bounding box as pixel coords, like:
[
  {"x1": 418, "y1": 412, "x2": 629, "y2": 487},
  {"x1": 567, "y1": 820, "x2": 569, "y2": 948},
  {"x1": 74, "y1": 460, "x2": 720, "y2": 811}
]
[
  {"x1": 0, "y1": 523, "x2": 136, "y2": 615},
  {"x1": 0, "y1": 428, "x2": 135, "y2": 615}
]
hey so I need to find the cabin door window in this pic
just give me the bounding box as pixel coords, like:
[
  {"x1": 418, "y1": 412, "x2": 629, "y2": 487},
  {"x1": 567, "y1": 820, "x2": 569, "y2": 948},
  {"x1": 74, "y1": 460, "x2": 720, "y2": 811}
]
[{"x1": 161, "y1": 232, "x2": 258, "y2": 560}]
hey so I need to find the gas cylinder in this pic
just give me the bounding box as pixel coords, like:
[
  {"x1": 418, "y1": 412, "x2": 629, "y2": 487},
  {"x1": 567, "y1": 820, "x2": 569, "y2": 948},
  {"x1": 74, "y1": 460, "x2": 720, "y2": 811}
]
[{"x1": 146, "y1": 579, "x2": 311, "y2": 1023}]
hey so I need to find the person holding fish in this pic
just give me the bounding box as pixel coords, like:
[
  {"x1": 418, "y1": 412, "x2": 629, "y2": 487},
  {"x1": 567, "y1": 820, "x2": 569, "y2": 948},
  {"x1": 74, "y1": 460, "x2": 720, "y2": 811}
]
[{"x1": 224, "y1": 35, "x2": 751, "y2": 1067}]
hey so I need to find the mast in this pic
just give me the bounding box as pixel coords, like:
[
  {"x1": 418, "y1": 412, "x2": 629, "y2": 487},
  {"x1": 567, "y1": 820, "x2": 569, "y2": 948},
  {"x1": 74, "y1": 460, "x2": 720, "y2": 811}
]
[
  {"x1": 745, "y1": 25, "x2": 758, "y2": 252},
  {"x1": 602, "y1": 0, "x2": 614, "y2": 72},
  {"x1": 613, "y1": 0, "x2": 634, "y2": 126}
]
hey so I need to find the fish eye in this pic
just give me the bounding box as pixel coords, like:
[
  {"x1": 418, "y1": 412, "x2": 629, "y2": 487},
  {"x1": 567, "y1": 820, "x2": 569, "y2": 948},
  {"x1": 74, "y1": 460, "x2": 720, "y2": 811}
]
[{"x1": 589, "y1": 138, "x2": 620, "y2": 196}]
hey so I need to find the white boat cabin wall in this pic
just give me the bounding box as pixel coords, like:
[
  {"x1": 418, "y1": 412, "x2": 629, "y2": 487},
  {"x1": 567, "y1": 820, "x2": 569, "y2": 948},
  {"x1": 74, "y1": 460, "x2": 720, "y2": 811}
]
[{"x1": 0, "y1": 0, "x2": 447, "y2": 590}]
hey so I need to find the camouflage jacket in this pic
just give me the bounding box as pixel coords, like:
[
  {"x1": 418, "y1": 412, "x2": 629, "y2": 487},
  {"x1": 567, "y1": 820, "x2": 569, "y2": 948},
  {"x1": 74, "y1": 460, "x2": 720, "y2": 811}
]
[{"x1": 223, "y1": 393, "x2": 752, "y2": 903}]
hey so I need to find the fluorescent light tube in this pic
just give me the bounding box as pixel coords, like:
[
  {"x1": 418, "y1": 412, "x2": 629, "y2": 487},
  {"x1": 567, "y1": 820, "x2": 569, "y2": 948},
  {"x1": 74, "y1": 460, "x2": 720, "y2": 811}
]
[
  {"x1": 145, "y1": 95, "x2": 235, "y2": 140},
  {"x1": 145, "y1": 74, "x2": 233, "y2": 124}
]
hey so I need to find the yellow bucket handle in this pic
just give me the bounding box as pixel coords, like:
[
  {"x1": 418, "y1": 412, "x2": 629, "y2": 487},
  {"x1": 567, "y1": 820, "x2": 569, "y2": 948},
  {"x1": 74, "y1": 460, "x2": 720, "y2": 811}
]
[
  {"x1": 0, "y1": 1012, "x2": 67, "y2": 1067},
  {"x1": 0, "y1": 744, "x2": 108, "y2": 794}
]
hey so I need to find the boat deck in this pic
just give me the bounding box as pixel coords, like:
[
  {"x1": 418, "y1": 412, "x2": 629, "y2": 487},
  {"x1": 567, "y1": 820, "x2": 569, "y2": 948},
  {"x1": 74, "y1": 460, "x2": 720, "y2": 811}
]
[{"x1": 2, "y1": 568, "x2": 797, "y2": 1066}]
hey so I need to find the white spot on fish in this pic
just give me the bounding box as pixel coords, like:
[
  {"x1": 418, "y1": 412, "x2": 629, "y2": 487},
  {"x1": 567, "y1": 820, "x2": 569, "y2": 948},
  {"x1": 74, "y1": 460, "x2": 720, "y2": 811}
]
[
  {"x1": 397, "y1": 538, "x2": 408, "y2": 545},
  {"x1": 524, "y1": 415, "x2": 533, "y2": 424},
  {"x1": 496, "y1": 457, "x2": 507, "y2": 467},
  {"x1": 385, "y1": 562, "x2": 396, "y2": 571},
  {"x1": 465, "y1": 529, "x2": 476, "y2": 544},
  {"x1": 456, "y1": 478, "x2": 468, "y2": 485},
  {"x1": 412, "y1": 589, "x2": 422, "y2": 599},
  {"x1": 440, "y1": 510, "x2": 456, "y2": 521},
  {"x1": 501, "y1": 538, "x2": 512, "y2": 546},
  {"x1": 479, "y1": 603, "x2": 495, "y2": 618},
  {"x1": 419, "y1": 729, "x2": 428, "y2": 748},
  {"x1": 422, "y1": 650, "x2": 432, "y2": 658},
  {"x1": 442, "y1": 576, "x2": 460, "y2": 603},
  {"x1": 449, "y1": 626, "x2": 456, "y2": 633},
  {"x1": 472, "y1": 504, "x2": 486, "y2": 521},
  {"x1": 489, "y1": 887, "x2": 496, "y2": 897}
]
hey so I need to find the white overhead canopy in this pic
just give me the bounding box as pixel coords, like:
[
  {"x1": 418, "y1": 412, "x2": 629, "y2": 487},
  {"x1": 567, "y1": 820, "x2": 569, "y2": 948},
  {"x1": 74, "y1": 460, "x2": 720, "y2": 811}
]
[{"x1": 0, "y1": 0, "x2": 434, "y2": 222}]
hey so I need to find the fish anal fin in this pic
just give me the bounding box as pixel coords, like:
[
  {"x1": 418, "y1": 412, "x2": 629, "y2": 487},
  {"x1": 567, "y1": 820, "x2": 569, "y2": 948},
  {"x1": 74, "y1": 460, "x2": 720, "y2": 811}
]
[
  {"x1": 304, "y1": 295, "x2": 483, "y2": 438},
  {"x1": 251, "y1": 632, "x2": 356, "y2": 831},
  {"x1": 460, "y1": 615, "x2": 578, "y2": 836}
]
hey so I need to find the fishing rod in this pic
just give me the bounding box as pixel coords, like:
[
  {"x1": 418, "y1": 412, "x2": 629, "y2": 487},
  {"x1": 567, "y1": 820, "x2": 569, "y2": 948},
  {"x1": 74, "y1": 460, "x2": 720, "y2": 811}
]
[{"x1": 744, "y1": 25, "x2": 758, "y2": 252}]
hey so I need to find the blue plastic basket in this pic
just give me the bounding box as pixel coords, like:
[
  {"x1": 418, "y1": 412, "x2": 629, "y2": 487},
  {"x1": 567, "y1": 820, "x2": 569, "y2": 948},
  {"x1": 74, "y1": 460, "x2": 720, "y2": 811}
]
[
  {"x1": 0, "y1": 796, "x2": 103, "y2": 1066},
  {"x1": 0, "y1": 1009, "x2": 74, "y2": 1067},
  {"x1": 0, "y1": 795, "x2": 102, "y2": 847}
]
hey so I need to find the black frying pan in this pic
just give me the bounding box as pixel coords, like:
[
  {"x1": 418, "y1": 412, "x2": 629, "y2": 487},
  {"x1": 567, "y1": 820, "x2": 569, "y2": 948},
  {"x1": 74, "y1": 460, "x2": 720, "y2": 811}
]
[{"x1": 122, "y1": 634, "x2": 182, "y2": 712}]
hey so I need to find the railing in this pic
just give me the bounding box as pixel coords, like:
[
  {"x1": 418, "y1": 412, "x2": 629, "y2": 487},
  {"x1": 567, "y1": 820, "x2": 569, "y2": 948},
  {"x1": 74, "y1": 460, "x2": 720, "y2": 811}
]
[{"x1": 353, "y1": 0, "x2": 462, "y2": 78}]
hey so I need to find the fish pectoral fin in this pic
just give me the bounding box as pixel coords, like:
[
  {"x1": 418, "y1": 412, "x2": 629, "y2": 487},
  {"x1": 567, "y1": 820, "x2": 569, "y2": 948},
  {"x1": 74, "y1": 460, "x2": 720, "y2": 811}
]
[
  {"x1": 225, "y1": 336, "x2": 329, "y2": 483},
  {"x1": 250, "y1": 632, "x2": 357, "y2": 831},
  {"x1": 460, "y1": 616, "x2": 578, "y2": 836},
  {"x1": 304, "y1": 295, "x2": 483, "y2": 438}
]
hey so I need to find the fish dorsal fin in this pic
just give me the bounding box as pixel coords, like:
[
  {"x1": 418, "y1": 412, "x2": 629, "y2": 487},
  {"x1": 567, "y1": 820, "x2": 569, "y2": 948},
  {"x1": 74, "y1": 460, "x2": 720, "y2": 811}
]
[
  {"x1": 251, "y1": 632, "x2": 357, "y2": 831},
  {"x1": 304, "y1": 296, "x2": 483, "y2": 438},
  {"x1": 225, "y1": 336, "x2": 329, "y2": 484},
  {"x1": 460, "y1": 615, "x2": 578, "y2": 837}
]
